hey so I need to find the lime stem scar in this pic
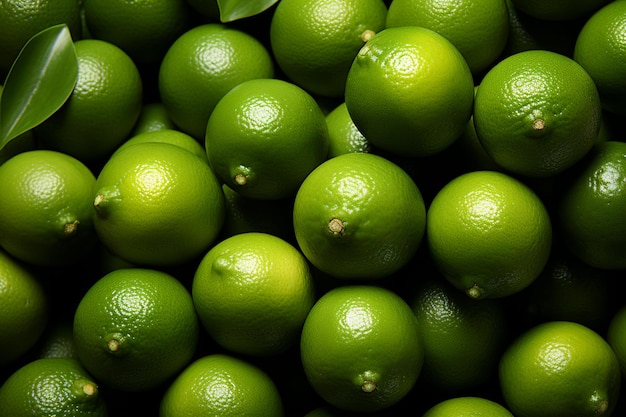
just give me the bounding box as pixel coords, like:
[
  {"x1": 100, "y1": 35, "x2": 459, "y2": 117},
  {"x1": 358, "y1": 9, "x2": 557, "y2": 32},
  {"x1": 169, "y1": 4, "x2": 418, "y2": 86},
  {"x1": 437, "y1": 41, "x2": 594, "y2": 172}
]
[
  {"x1": 361, "y1": 29, "x2": 375, "y2": 42},
  {"x1": 107, "y1": 339, "x2": 120, "y2": 353},
  {"x1": 64, "y1": 220, "x2": 79, "y2": 235},
  {"x1": 328, "y1": 218, "x2": 344, "y2": 234},
  {"x1": 82, "y1": 383, "x2": 97, "y2": 396},
  {"x1": 533, "y1": 119, "x2": 545, "y2": 131},
  {"x1": 466, "y1": 284, "x2": 484, "y2": 299},
  {"x1": 361, "y1": 380, "x2": 377, "y2": 393},
  {"x1": 234, "y1": 173, "x2": 247, "y2": 186}
]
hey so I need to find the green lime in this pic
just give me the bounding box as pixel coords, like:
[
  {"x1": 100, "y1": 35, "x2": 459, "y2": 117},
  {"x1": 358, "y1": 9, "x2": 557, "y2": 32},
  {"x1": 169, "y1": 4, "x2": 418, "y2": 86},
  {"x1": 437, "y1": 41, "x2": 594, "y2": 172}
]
[
  {"x1": 293, "y1": 152, "x2": 426, "y2": 280},
  {"x1": 73, "y1": 268, "x2": 199, "y2": 392},
  {"x1": 499, "y1": 321, "x2": 621, "y2": 416},
  {"x1": 426, "y1": 170, "x2": 552, "y2": 299},
  {"x1": 192, "y1": 232, "x2": 316, "y2": 356},
  {"x1": 269, "y1": 0, "x2": 387, "y2": 98},
  {"x1": 386, "y1": 0, "x2": 509, "y2": 75},
  {"x1": 205, "y1": 78, "x2": 329, "y2": 200},
  {"x1": 0, "y1": 249, "x2": 48, "y2": 367},
  {"x1": 556, "y1": 140, "x2": 626, "y2": 269},
  {"x1": 160, "y1": 354, "x2": 285, "y2": 416},
  {"x1": 93, "y1": 142, "x2": 225, "y2": 267},
  {"x1": 300, "y1": 285, "x2": 423, "y2": 413},
  {"x1": 474, "y1": 49, "x2": 602, "y2": 177},
  {"x1": 422, "y1": 396, "x2": 514, "y2": 417},
  {"x1": 344, "y1": 25, "x2": 474, "y2": 157},
  {"x1": 0, "y1": 358, "x2": 107, "y2": 417},
  {"x1": 0, "y1": 150, "x2": 98, "y2": 267},
  {"x1": 159, "y1": 23, "x2": 275, "y2": 140}
]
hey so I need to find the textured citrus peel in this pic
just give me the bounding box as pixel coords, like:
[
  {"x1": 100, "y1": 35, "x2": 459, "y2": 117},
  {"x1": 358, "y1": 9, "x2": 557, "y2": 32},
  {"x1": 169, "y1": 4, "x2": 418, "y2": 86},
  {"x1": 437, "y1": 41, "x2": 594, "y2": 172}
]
[{"x1": 328, "y1": 218, "x2": 344, "y2": 235}]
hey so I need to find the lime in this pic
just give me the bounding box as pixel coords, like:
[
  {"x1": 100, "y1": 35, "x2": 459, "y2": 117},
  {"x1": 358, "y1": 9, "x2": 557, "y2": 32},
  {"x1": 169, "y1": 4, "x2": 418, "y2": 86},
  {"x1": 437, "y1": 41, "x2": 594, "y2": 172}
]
[
  {"x1": 556, "y1": 140, "x2": 626, "y2": 269},
  {"x1": 422, "y1": 396, "x2": 514, "y2": 417},
  {"x1": 160, "y1": 354, "x2": 285, "y2": 417},
  {"x1": 0, "y1": 150, "x2": 98, "y2": 267},
  {"x1": 293, "y1": 152, "x2": 426, "y2": 280},
  {"x1": 386, "y1": 0, "x2": 509, "y2": 75},
  {"x1": 300, "y1": 285, "x2": 423, "y2": 412},
  {"x1": 426, "y1": 170, "x2": 552, "y2": 299},
  {"x1": 410, "y1": 276, "x2": 508, "y2": 391},
  {"x1": 574, "y1": 0, "x2": 626, "y2": 115},
  {"x1": 93, "y1": 142, "x2": 225, "y2": 267},
  {"x1": 73, "y1": 268, "x2": 199, "y2": 392},
  {"x1": 0, "y1": 358, "x2": 107, "y2": 417},
  {"x1": 83, "y1": 0, "x2": 192, "y2": 65},
  {"x1": 0, "y1": 249, "x2": 48, "y2": 367},
  {"x1": 344, "y1": 25, "x2": 474, "y2": 157},
  {"x1": 192, "y1": 232, "x2": 316, "y2": 356},
  {"x1": 159, "y1": 23, "x2": 275, "y2": 140},
  {"x1": 499, "y1": 320, "x2": 621, "y2": 416},
  {"x1": 35, "y1": 39, "x2": 143, "y2": 164},
  {"x1": 205, "y1": 78, "x2": 329, "y2": 200},
  {"x1": 269, "y1": 0, "x2": 387, "y2": 98},
  {"x1": 473, "y1": 49, "x2": 602, "y2": 177}
]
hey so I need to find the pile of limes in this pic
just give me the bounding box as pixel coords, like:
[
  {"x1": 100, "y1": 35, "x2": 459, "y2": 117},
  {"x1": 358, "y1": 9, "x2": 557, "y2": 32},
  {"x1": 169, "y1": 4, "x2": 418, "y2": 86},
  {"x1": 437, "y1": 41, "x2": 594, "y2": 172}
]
[{"x1": 1, "y1": 0, "x2": 626, "y2": 416}]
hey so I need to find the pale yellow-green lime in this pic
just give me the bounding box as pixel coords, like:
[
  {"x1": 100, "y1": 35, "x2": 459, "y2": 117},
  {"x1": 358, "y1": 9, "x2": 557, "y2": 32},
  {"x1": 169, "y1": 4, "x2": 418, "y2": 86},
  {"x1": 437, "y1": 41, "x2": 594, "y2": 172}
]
[
  {"x1": 73, "y1": 268, "x2": 199, "y2": 392},
  {"x1": 205, "y1": 78, "x2": 329, "y2": 200},
  {"x1": 192, "y1": 232, "x2": 316, "y2": 356},
  {"x1": 0, "y1": 358, "x2": 107, "y2": 417},
  {"x1": 0, "y1": 150, "x2": 98, "y2": 267},
  {"x1": 300, "y1": 285, "x2": 423, "y2": 413},
  {"x1": 426, "y1": 170, "x2": 552, "y2": 299},
  {"x1": 499, "y1": 320, "x2": 621, "y2": 417},
  {"x1": 92, "y1": 142, "x2": 225, "y2": 267},
  {"x1": 344, "y1": 25, "x2": 474, "y2": 157},
  {"x1": 293, "y1": 152, "x2": 426, "y2": 280},
  {"x1": 0, "y1": 249, "x2": 48, "y2": 367},
  {"x1": 159, "y1": 354, "x2": 285, "y2": 417}
]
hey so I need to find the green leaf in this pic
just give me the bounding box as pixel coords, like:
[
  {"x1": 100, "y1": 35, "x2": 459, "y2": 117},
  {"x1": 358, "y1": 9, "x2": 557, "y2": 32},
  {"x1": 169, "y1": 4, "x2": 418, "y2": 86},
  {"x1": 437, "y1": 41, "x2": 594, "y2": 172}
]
[
  {"x1": 217, "y1": 0, "x2": 278, "y2": 22},
  {"x1": 0, "y1": 24, "x2": 78, "y2": 150}
]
